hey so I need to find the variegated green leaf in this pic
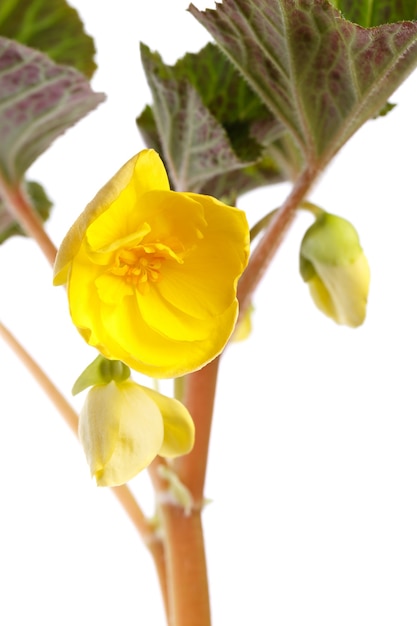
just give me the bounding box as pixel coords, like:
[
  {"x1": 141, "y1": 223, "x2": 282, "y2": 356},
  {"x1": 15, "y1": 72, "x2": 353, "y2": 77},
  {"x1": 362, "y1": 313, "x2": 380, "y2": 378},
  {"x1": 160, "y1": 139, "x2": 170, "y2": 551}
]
[
  {"x1": 0, "y1": 37, "x2": 105, "y2": 184},
  {"x1": 190, "y1": 0, "x2": 417, "y2": 169}
]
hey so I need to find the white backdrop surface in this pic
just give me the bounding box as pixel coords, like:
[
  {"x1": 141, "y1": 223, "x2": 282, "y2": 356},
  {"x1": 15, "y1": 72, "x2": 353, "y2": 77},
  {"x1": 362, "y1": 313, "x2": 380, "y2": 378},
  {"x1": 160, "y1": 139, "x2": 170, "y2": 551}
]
[{"x1": 1, "y1": 2, "x2": 417, "y2": 625}]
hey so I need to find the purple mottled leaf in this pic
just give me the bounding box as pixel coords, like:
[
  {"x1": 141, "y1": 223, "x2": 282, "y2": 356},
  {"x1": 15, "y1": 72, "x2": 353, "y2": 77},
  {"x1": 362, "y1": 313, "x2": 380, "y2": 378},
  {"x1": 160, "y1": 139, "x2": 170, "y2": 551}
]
[
  {"x1": 140, "y1": 43, "x2": 258, "y2": 193},
  {"x1": 0, "y1": 37, "x2": 105, "y2": 183},
  {"x1": 190, "y1": 0, "x2": 417, "y2": 168}
]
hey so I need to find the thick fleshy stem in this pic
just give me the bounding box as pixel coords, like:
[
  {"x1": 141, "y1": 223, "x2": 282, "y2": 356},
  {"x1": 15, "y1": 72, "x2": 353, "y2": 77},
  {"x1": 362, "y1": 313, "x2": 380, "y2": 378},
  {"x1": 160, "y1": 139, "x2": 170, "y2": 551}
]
[
  {"x1": 161, "y1": 504, "x2": 210, "y2": 626},
  {"x1": 0, "y1": 177, "x2": 57, "y2": 267},
  {"x1": 174, "y1": 357, "x2": 220, "y2": 503},
  {"x1": 149, "y1": 359, "x2": 220, "y2": 626}
]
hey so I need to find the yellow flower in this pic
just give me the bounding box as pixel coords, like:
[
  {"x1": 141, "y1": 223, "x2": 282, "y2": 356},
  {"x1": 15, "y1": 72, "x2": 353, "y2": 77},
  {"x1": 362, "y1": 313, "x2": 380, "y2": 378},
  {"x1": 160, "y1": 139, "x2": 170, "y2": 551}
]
[
  {"x1": 79, "y1": 380, "x2": 195, "y2": 487},
  {"x1": 300, "y1": 212, "x2": 370, "y2": 327},
  {"x1": 53, "y1": 150, "x2": 249, "y2": 378}
]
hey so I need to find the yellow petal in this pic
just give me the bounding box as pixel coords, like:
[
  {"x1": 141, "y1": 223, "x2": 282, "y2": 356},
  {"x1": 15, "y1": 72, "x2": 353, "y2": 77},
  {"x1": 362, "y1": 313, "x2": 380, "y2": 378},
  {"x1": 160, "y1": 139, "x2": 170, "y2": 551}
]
[
  {"x1": 136, "y1": 287, "x2": 211, "y2": 341},
  {"x1": 53, "y1": 150, "x2": 169, "y2": 284},
  {"x1": 141, "y1": 387, "x2": 195, "y2": 458},
  {"x1": 79, "y1": 381, "x2": 164, "y2": 486},
  {"x1": 312, "y1": 254, "x2": 370, "y2": 327},
  {"x1": 99, "y1": 294, "x2": 239, "y2": 377}
]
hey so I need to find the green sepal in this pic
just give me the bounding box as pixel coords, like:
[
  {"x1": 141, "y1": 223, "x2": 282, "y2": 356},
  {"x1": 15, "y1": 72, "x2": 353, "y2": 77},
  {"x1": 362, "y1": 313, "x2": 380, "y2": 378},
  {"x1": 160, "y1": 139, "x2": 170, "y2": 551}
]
[{"x1": 72, "y1": 356, "x2": 131, "y2": 395}]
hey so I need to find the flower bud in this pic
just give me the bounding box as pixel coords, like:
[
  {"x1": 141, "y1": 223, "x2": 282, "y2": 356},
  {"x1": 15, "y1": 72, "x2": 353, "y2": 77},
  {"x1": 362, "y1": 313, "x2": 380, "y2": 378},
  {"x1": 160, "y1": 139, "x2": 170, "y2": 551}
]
[
  {"x1": 79, "y1": 380, "x2": 195, "y2": 486},
  {"x1": 299, "y1": 212, "x2": 370, "y2": 327}
]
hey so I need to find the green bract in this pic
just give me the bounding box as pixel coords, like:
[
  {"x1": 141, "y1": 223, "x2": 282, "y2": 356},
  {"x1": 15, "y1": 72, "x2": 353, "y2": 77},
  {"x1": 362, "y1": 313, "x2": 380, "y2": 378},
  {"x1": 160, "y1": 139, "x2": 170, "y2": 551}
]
[{"x1": 72, "y1": 355, "x2": 131, "y2": 395}]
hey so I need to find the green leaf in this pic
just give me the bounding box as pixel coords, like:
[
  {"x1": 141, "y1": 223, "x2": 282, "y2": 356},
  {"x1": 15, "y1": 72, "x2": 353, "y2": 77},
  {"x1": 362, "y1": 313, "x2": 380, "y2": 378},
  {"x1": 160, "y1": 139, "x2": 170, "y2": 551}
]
[
  {"x1": 140, "y1": 42, "x2": 260, "y2": 193},
  {"x1": 0, "y1": 0, "x2": 97, "y2": 78},
  {"x1": 189, "y1": 0, "x2": 417, "y2": 169},
  {"x1": 136, "y1": 104, "x2": 163, "y2": 156},
  {"x1": 0, "y1": 180, "x2": 52, "y2": 244},
  {"x1": 139, "y1": 42, "x2": 293, "y2": 195},
  {"x1": 330, "y1": 1, "x2": 416, "y2": 118},
  {"x1": 330, "y1": 0, "x2": 417, "y2": 27},
  {"x1": 174, "y1": 42, "x2": 279, "y2": 154},
  {"x1": 137, "y1": 100, "x2": 286, "y2": 201},
  {"x1": 198, "y1": 153, "x2": 286, "y2": 204},
  {"x1": 375, "y1": 101, "x2": 397, "y2": 117},
  {"x1": 0, "y1": 37, "x2": 105, "y2": 184}
]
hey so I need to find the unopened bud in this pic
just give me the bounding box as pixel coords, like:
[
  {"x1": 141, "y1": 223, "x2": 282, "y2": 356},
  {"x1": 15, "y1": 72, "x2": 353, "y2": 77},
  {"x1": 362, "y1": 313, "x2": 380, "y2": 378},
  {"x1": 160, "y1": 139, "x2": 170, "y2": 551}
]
[{"x1": 300, "y1": 212, "x2": 370, "y2": 327}]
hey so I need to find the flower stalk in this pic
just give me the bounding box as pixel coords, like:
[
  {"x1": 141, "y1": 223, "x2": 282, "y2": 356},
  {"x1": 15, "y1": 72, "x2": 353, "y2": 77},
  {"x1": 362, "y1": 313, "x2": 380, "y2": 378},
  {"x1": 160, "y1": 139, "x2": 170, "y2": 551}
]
[
  {"x1": 238, "y1": 165, "x2": 319, "y2": 319},
  {"x1": 0, "y1": 177, "x2": 57, "y2": 267},
  {"x1": 148, "y1": 359, "x2": 220, "y2": 626}
]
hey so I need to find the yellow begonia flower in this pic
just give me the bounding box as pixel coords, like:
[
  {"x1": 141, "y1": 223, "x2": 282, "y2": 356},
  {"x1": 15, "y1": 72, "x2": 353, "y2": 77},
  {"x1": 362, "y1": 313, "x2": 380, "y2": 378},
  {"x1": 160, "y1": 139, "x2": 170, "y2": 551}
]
[
  {"x1": 300, "y1": 213, "x2": 370, "y2": 327},
  {"x1": 79, "y1": 380, "x2": 195, "y2": 487},
  {"x1": 53, "y1": 149, "x2": 250, "y2": 378}
]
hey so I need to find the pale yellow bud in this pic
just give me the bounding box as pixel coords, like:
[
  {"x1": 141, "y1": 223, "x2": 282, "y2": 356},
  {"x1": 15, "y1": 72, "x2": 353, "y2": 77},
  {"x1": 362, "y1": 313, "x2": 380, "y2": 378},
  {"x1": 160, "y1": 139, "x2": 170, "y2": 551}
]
[
  {"x1": 79, "y1": 380, "x2": 194, "y2": 487},
  {"x1": 300, "y1": 213, "x2": 370, "y2": 327}
]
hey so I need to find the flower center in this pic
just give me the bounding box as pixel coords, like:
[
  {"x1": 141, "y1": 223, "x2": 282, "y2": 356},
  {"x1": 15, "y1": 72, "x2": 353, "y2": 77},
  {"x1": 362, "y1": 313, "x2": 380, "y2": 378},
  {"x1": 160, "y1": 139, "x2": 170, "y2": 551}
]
[{"x1": 112, "y1": 240, "x2": 184, "y2": 295}]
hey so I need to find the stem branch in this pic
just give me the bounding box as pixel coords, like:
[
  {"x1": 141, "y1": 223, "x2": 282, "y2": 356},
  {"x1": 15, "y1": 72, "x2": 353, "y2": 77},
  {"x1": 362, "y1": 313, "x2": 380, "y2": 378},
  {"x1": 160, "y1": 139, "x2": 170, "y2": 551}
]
[
  {"x1": 149, "y1": 359, "x2": 220, "y2": 626},
  {"x1": 161, "y1": 505, "x2": 211, "y2": 626},
  {"x1": 238, "y1": 165, "x2": 319, "y2": 317},
  {"x1": 0, "y1": 177, "x2": 57, "y2": 266}
]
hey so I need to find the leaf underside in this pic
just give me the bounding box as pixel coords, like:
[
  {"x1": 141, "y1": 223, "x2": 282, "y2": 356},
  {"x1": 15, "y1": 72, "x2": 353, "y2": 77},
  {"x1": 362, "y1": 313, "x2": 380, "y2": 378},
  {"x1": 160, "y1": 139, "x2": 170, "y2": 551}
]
[
  {"x1": 0, "y1": 37, "x2": 105, "y2": 184},
  {"x1": 189, "y1": 0, "x2": 417, "y2": 169},
  {"x1": 139, "y1": 42, "x2": 287, "y2": 197}
]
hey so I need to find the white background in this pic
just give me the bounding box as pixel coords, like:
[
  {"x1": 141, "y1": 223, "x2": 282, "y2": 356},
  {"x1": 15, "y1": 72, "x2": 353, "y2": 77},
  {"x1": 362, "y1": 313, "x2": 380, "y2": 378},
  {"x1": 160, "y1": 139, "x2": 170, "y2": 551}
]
[{"x1": 1, "y1": 1, "x2": 417, "y2": 624}]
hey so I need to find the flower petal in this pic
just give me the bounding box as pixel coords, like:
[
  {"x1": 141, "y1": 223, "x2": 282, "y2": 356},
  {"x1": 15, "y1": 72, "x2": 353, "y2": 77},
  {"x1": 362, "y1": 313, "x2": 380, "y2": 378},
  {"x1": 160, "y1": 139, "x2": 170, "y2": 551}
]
[
  {"x1": 158, "y1": 193, "x2": 249, "y2": 319},
  {"x1": 141, "y1": 387, "x2": 195, "y2": 458},
  {"x1": 102, "y1": 295, "x2": 239, "y2": 377},
  {"x1": 79, "y1": 381, "x2": 164, "y2": 487},
  {"x1": 136, "y1": 286, "x2": 212, "y2": 341},
  {"x1": 313, "y1": 254, "x2": 370, "y2": 327},
  {"x1": 79, "y1": 383, "x2": 120, "y2": 472},
  {"x1": 53, "y1": 150, "x2": 169, "y2": 284}
]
